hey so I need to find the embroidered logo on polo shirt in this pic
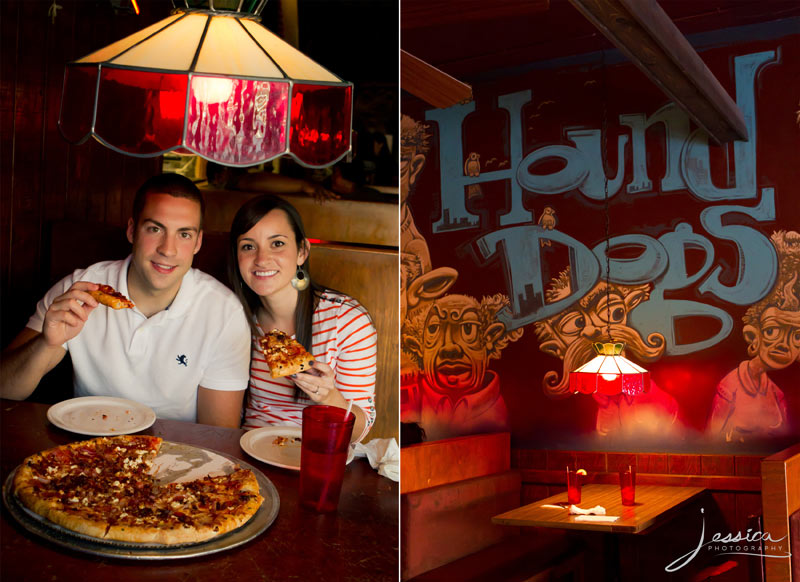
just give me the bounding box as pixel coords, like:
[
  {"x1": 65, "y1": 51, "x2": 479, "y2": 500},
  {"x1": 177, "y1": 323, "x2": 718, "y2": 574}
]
[{"x1": 176, "y1": 355, "x2": 188, "y2": 367}]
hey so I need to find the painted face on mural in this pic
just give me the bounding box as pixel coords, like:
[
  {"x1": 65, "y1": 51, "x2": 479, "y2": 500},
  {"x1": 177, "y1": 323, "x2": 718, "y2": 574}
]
[
  {"x1": 746, "y1": 307, "x2": 800, "y2": 370},
  {"x1": 740, "y1": 230, "x2": 800, "y2": 374},
  {"x1": 535, "y1": 279, "x2": 666, "y2": 396},
  {"x1": 402, "y1": 294, "x2": 514, "y2": 396},
  {"x1": 422, "y1": 297, "x2": 488, "y2": 394}
]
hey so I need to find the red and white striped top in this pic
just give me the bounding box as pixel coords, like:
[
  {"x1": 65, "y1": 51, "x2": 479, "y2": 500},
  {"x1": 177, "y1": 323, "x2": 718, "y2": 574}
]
[{"x1": 243, "y1": 291, "x2": 377, "y2": 441}]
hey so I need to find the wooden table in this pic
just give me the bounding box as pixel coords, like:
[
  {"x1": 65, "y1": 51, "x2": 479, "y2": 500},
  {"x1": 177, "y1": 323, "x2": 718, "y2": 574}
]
[
  {"x1": 0, "y1": 400, "x2": 398, "y2": 581},
  {"x1": 493, "y1": 483, "x2": 707, "y2": 534},
  {"x1": 493, "y1": 483, "x2": 707, "y2": 581}
]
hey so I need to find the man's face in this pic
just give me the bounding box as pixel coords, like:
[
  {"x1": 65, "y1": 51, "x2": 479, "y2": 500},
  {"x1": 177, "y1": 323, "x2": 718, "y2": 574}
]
[
  {"x1": 422, "y1": 296, "x2": 487, "y2": 394},
  {"x1": 756, "y1": 307, "x2": 800, "y2": 370},
  {"x1": 126, "y1": 193, "x2": 203, "y2": 297}
]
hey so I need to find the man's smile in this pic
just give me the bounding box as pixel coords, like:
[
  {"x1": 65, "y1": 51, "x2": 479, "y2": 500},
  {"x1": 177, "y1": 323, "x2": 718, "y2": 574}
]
[{"x1": 151, "y1": 261, "x2": 177, "y2": 274}]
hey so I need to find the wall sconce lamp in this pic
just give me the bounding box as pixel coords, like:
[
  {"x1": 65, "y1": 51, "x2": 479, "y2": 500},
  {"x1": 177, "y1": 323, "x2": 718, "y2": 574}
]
[{"x1": 58, "y1": 0, "x2": 352, "y2": 167}]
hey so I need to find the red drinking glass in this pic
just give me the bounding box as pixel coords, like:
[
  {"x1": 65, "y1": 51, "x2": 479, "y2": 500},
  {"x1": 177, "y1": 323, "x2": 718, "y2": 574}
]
[
  {"x1": 619, "y1": 466, "x2": 636, "y2": 506},
  {"x1": 299, "y1": 405, "x2": 355, "y2": 512},
  {"x1": 566, "y1": 467, "x2": 582, "y2": 504}
]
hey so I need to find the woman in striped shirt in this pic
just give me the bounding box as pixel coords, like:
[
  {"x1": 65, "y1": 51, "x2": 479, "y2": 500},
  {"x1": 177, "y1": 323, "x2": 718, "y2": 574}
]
[{"x1": 227, "y1": 195, "x2": 377, "y2": 441}]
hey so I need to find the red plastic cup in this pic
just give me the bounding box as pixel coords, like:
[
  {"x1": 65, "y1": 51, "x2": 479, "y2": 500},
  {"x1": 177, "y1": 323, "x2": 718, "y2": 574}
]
[
  {"x1": 619, "y1": 466, "x2": 636, "y2": 506},
  {"x1": 566, "y1": 467, "x2": 581, "y2": 504},
  {"x1": 299, "y1": 405, "x2": 355, "y2": 512}
]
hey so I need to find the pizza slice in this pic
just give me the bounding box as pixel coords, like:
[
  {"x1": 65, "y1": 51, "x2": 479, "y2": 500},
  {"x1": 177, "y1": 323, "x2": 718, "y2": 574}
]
[
  {"x1": 89, "y1": 284, "x2": 135, "y2": 310},
  {"x1": 259, "y1": 329, "x2": 315, "y2": 378}
]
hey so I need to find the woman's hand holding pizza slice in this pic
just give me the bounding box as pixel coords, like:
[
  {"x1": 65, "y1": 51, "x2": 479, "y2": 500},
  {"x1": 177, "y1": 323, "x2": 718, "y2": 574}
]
[{"x1": 291, "y1": 361, "x2": 338, "y2": 404}]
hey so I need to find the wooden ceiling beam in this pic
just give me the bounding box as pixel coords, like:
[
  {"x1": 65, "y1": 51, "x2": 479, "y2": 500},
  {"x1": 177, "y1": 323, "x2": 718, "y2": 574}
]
[
  {"x1": 401, "y1": 49, "x2": 473, "y2": 109},
  {"x1": 568, "y1": 0, "x2": 748, "y2": 144}
]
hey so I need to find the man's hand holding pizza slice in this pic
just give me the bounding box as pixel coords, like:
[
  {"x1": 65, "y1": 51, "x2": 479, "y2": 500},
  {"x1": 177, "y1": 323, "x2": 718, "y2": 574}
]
[{"x1": 41, "y1": 282, "x2": 133, "y2": 348}]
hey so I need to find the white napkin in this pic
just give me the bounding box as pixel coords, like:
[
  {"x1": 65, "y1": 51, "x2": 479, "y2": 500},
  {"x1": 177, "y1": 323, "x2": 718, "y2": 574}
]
[
  {"x1": 574, "y1": 515, "x2": 619, "y2": 523},
  {"x1": 353, "y1": 438, "x2": 399, "y2": 482},
  {"x1": 569, "y1": 504, "x2": 606, "y2": 515}
]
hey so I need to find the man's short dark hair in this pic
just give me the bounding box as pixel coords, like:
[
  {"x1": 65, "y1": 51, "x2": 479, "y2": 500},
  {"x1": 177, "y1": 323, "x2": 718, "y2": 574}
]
[{"x1": 132, "y1": 173, "x2": 205, "y2": 228}]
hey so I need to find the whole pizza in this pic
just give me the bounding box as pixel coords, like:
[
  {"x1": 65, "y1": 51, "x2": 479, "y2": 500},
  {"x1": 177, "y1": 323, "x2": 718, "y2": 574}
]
[{"x1": 12, "y1": 435, "x2": 263, "y2": 545}]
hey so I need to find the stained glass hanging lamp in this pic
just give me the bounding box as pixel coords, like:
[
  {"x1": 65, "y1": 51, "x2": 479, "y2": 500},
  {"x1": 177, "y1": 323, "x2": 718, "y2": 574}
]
[
  {"x1": 58, "y1": 0, "x2": 353, "y2": 167},
  {"x1": 568, "y1": 51, "x2": 650, "y2": 397},
  {"x1": 569, "y1": 342, "x2": 650, "y2": 396}
]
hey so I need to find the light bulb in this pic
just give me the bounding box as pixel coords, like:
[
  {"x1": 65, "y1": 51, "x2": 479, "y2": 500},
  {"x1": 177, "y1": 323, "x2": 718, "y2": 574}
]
[{"x1": 192, "y1": 77, "x2": 234, "y2": 104}]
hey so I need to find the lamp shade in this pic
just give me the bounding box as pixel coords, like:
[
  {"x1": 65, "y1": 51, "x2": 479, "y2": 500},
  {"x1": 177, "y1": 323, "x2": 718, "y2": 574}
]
[
  {"x1": 58, "y1": 8, "x2": 353, "y2": 167},
  {"x1": 569, "y1": 342, "x2": 650, "y2": 396}
]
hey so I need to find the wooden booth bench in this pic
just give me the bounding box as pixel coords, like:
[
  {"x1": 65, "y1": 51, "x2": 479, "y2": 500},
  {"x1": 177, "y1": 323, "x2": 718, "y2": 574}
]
[
  {"x1": 401, "y1": 432, "x2": 585, "y2": 581},
  {"x1": 762, "y1": 443, "x2": 800, "y2": 582}
]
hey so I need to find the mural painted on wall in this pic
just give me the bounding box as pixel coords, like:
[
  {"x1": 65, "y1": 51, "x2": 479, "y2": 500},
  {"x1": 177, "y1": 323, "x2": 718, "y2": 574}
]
[
  {"x1": 401, "y1": 115, "x2": 524, "y2": 441},
  {"x1": 401, "y1": 35, "x2": 800, "y2": 451}
]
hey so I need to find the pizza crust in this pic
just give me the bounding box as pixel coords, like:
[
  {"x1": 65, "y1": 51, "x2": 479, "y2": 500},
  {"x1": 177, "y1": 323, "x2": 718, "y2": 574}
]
[
  {"x1": 89, "y1": 284, "x2": 134, "y2": 310},
  {"x1": 12, "y1": 436, "x2": 263, "y2": 545},
  {"x1": 267, "y1": 352, "x2": 315, "y2": 378}
]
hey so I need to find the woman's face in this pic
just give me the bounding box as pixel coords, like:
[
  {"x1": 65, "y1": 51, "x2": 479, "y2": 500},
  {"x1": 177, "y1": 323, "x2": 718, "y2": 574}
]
[{"x1": 237, "y1": 209, "x2": 308, "y2": 299}]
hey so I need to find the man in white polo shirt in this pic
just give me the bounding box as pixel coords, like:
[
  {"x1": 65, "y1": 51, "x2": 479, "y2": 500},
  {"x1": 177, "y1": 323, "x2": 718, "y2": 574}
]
[{"x1": 0, "y1": 174, "x2": 250, "y2": 427}]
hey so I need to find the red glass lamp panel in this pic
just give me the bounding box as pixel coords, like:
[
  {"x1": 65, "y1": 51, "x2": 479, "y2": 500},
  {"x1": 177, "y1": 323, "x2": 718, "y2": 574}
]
[
  {"x1": 185, "y1": 77, "x2": 289, "y2": 165},
  {"x1": 94, "y1": 68, "x2": 187, "y2": 154},
  {"x1": 622, "y1": 371, "x2": 649, "y2": 396},
  {"x1": 290, "y1": 83, "x2": 352, "y2": 166},
  {"x1": 59, "y1": 65, "x2": 99, "y2": 144}
]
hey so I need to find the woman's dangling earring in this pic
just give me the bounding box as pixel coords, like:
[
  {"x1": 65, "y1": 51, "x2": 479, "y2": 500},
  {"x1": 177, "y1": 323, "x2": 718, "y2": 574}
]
[{"x1": 291, "y1": 266, "x2": 310, "y2": 291}]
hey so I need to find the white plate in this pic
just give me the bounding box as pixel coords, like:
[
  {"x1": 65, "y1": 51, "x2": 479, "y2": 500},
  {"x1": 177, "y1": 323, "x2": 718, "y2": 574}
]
[
  {"x1": 240, "y1": 426, "x2": 355, "y2": 471},
  {"x1": 46, "y1": 396, "x2": 156, "y2": 436}
]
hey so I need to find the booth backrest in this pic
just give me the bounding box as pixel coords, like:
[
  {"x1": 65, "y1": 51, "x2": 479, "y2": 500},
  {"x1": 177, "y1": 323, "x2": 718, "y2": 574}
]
[
  {"x1": 762, "y1": 443, "x2": 800, "y2": 582},
  {"x1": 400, "y1": 433, "x2": 518, "y2": 579}
]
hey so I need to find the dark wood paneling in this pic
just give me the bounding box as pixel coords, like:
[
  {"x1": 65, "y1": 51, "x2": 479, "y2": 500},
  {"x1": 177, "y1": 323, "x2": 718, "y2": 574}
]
[
  {"x1": 0, "y1": 0, "x2": 165, "y2": 349},
  {"x1": 735, "y1": 455, "x2": 763, "y2": 477},
  {"x1": 575, "y1": 450, "x2": 607, "y2": 472},
  {"x1": 513, "y1": 448, "x2": 547, "y2": 469},
  {"x1": 606, "y1": 452, "x2": 635, "y2": 472},
  {"x1": 637, "y1": 453, "x2": 669, "y2": 473},
  {"x1": 702, "y1": 454, "x2": 736, "y2": 476},
  {"x1": 0, "y1": 1, "x2": 18, "y2": 316},
  {"x1": 41, "y1": 0, "x2": 74, "y2": 226},
  {"x1": 668, "y1": 453, "x2": 702, "y2": 475},
  {"x1": 546, "y1": 450, "x2": 578, "y2": 470}
]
